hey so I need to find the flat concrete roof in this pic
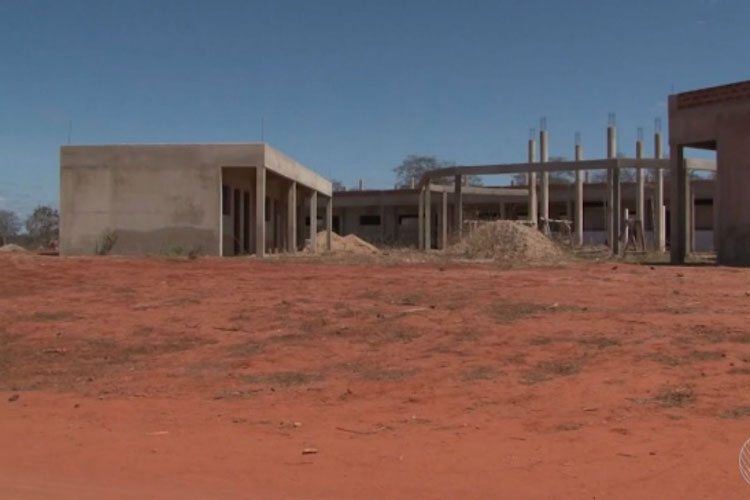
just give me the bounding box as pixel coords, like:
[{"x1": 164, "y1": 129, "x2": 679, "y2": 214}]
[{"x1": 60, "y1": 143, "x2": 332, "y2": 196}]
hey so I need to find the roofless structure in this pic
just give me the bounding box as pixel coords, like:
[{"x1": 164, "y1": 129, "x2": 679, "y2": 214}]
[
  {"x1": 669, "y1": 80, "x2": 750, "y2": 266},
  {"x1": 417, "y1": 121, "x2": 717, "y2": 256}
]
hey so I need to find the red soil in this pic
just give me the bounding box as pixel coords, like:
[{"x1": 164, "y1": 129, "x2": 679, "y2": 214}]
[{"x1": 1, "y1": 254, "x2": 749, "y2": 499}]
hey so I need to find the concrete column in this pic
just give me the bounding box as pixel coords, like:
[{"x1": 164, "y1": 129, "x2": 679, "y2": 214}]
[
  {"x1": 326, "y1": 195, "x2": 333, "y2": 251},
  {"x1": 309, "y1": 191, "x2": 318, "y2": 252},
  {"x1": 499, "y1": 201, "x2": 507, "y2": 220},
  {"x1": 654, "y1": 132, "x2": 665, "y2": 252},
  {"x1": 418, "y1": 188, "x2": 424, "y2": 250},
  {"x1": 670, "y1": 145, "x2": 688, "y2": 264},
  {"x1": 286, "y1": 181, "x2": 297, "y2": 253},
  {"x1": 574, "y1": 144, "x2": 584, "y2": 246},
  {"x1": 613, "y1": 164, "x2": 622, "y2": 255},
  {"x1": 268, "y1": 195, "x2": 276, "y2": 253},
  {"x1": 636, "y1": 139, "x2": 645, "y2": 233},
  {"x1": 606, "y1": 126, "x2": 618, "y2": 252},
  {"x1": 527, "y1": 139, "x2": 537, "y2": 224},
  {"x1": 540, "y1": 130, "x2": 549, "y2": 231},
  {"x1": 441, "y1": 190, "x2": 448, "y2": 250},
  {"x1": 424, "y1": 185, "x2": 432, "y2": 250},
  {"x1": 454, "y1": 175, "x2": 463, "y2": 238},
  {"x1": 255, "y1": 166, "x2": 266, "y2": 257},
  {"x1": 297, "y1": 191, "x2": 305, "y2": 250},
  {"x1": 689, "y1": 184, "x2": 696, "y2": 253}
]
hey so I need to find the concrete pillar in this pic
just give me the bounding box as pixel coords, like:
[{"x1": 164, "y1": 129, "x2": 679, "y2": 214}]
[
  {"x1": 309, "y1": 191, "x2": 318, "y2": 252},
  {"x1": 613, "y1": 165, "x2": 622, "y2": 255},
  {"x1": 670, "y1": 145, "x2": 688, "y2": 264},
  {"x1": 689, "y1": 184, "x2": 696, "y2": 253},
  {"x1": 454, "y1": 175, "x2": 463, "y2": 238},
  {"x1": 441, "y1": 190, "x2": 448, "y2": 250},
  {"x1": 574, "y1": 143, "x2": 584, "y2": 246},
  {"x1": 268, "y1": 195, "x2": 276, "y2": 252},
  {"x1": 527, "y1": 139, "x2": 538, "y2": 224},
  {"x1": 297, "y1": 191, "x2": 305, "y2": 250},
  {"x1": 286, "y1": 181, "x2": 297, "y2": 253},
  {"x1": 326, "y1": 195, "x2": 333, "y2": 251},
  {"x1": 418, "y1": 188, "x2": 424, "y2": 250},
  {"x1": 540, "y1": 129, "x2": 549, "y2": 231},
  {"x1": 654, "y1": 132, "x2": 666, "y2": 252},
  {"x1": 255, "y1": 166, "x2": 266, "y2": 257},
  {"x1": 606, "y1": 126, "x2": 618, "y2": 252},
  {"x1": 499, "y1": 201, "x2": 507, "y2": 220},
  {"x1": 424, "y1": 185, "x2": 432, "y2": 250},
  {"x1": 636, "y1": 139, "x2": 645, "y2": 232}
]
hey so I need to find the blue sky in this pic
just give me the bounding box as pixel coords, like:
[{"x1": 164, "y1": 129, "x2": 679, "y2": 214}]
[{"x1": 1, "y1": 0, "x2": 748, "y2": 215}]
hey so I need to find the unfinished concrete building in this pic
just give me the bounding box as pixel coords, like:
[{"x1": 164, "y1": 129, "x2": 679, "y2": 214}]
[
  {"x1": 333, "y1": 179, "x2": 716, "y2": 252},
  {"x1": 60, "y1": 144, "x2": 332, "y2": 256},
  {"x1": 669, "y1": 80, "x2": 750, "y2": 266}
]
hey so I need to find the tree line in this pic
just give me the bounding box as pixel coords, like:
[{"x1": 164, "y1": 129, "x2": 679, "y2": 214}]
[{"x1": 0, "y1": 206, "x2": 59, "y2": 248}]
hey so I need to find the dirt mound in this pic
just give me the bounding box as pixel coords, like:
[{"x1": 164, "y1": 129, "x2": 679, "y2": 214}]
[
  {"x1": 451, "y1": 220, "x2": 566, "y2": 264},
  {"x1": 0, "y1": 244, "x2": 27, "y2": 253},
  {"x1": 313, "y1": 231, "x2": 380, "y2": 254}
]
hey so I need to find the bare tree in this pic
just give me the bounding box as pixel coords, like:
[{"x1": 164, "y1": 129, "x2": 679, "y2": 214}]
[
  {"x1": 393, "y1": 155, "x2": 483, "y2": 188},
  {"x1": 0, "y1": 209, "x2": 21, "y2": 245},
  {"x1": 25, "y1": 205, "x2": 59, "y2": 245}
]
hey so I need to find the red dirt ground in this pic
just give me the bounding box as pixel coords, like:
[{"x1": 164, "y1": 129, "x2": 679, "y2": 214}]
[{"x1": 1, "y1": 254, "x2": 750, "y2": 499}]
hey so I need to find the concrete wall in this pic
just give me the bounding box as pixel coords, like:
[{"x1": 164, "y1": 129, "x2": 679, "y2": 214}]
[
  {"x1": 669, "y1": 81, "x2": 750, "y2": 265},
  {"x1": 61, "y1": 146, "x2": 221, "y2": 256}
]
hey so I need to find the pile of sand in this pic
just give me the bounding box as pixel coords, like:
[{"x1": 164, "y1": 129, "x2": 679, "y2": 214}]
[
  {"x1": 451, "y1": 220, "x2": 566, "y2": 264},
  {"x1": 0, "y1": 244, "x2": 27, "y2": 253},
  {"x1": 313, "y1": 231, "x2": 380, "y2": 254}
]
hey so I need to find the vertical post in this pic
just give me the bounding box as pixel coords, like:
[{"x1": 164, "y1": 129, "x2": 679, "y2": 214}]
[
  {"x1": 309, "y1": 191, "x2": 318, "y2": 252},
  {"x1": 654, "y1": 131, "x2": 665, "y2": 252},
  {"x1": 454, "y1": 175, "x2": 463, "y2": 238},
  {"x1": 540, "y1": 128, "x2": 549, "y2": 233},
  {"x1": 326, "y1": 195, "x2": 333, "y2": 251},
  {"x1": 670, "y1": 145, "x2": 688, "y2": 264},
  {"x1": 527, "y1": 138, "x2": 537, "y2": 224},
  {"x1": 418, "y1": 188, "x2": 424, "y2": 250},
  {"x1": 607, "y1": 123, "x2": 618, "y2": 252},
  {"x1": 636, "y1": 135, "x2": 645, "y2": 233},
  {"x1": 574, "y1": 142, "x2": 584, "y2": 246},
  {"x1": 286, "y1": 181, "x2": 297, "y2": 253},
  {"x1": 689, "y1": 181, "x2": 696, "y2": 253},
  {"x1": 441, "y1": 190, "x2": 448, "y2": 250},
  {"x1": 499, "y1": 202, "x2": 507, "y2": 220},
  {"x1": 255, "y1": 166, "x2": 266, "y2": 257},
  {"x1": 268, "y1": 195, "x2": 276, "y2": 253},
  {"x1": 424, "y1": 184, "x2": 432, "y2": 250}
]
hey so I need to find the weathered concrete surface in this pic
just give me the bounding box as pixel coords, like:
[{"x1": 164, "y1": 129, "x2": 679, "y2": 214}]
[
  {"x1": 669, "y1": 81, "x2": 750, "y2": 266},
  {"x1": 60, "y1": 144, "x2": 331, "y2": 256}
]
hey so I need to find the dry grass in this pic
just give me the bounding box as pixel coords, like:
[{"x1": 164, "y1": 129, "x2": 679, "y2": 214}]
[
  {"x1": 24, "y1": 311, "x2": 75, "y2": 322},
  {"x1": 720, "y1": 406, "x2": 750, "y2": 419},
  {"x1": 653, "y1": 386, "x2": 695, "y2": 407},
  {"x1": 462, "y1": 365, "x2": 503, "y2": 381},
  {"x1": 520, "y1": 358, "x2": 585, "y2": 385},
  {"x1": 242, "y1": 371, "x2": 324, "y2": 387}
]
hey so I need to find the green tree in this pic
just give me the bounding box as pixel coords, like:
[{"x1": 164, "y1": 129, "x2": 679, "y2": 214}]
[
  {"x1": 25, "y1": 205, "x2": 59, "y2": 244},
  {"x1": 0, "y1": 209, "x2": 22, "y2": 245},
  {"x1": 393, "y1": 155, "x2": 483, "y2": 188}
]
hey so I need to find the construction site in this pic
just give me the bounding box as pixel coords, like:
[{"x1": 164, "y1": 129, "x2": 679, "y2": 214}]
[{"x1": 2, "y1": 80, "x2": 750, "y2": 499}]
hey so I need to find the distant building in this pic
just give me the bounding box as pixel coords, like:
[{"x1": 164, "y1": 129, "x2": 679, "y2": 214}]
[{"x1": 60, "y1": 144, "x2": 332, "y2": 256}]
